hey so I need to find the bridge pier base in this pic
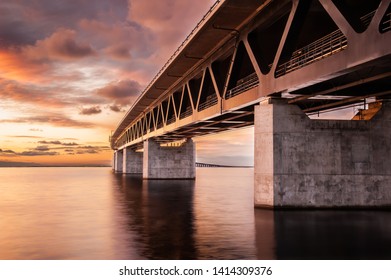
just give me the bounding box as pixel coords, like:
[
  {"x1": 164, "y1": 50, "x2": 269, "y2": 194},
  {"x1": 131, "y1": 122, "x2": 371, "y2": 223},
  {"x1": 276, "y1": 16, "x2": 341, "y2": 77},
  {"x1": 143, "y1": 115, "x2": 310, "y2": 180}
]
[
  {"x1": 254, "y1": 98, "x2": 391, "y2": 208},
  {"x1": 143, "y1": 139, "x2": 195, "y2": 179},
  {"x1": 113, "y1": 150, "x2": 123, "y2": 173},
  {"x1": 123, "y1": 147, "x2": 143, "y2": 173}
]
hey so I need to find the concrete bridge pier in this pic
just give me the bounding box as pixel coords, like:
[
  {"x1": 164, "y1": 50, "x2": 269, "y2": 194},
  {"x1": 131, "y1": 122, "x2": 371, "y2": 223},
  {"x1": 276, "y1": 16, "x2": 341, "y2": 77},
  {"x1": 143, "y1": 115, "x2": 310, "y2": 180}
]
[
  {"x1": 113, "y1": 149, "x2": 123, "y2": 173},
  {"x1": 123, "y1": 147, "x2": 143, "y2": 173},
  {"x1": 143, "y1": 139, "x2": 196, "y2": 179},
  {"x1": 254, "y1": 98, "x2": 391, "y2": 208}
]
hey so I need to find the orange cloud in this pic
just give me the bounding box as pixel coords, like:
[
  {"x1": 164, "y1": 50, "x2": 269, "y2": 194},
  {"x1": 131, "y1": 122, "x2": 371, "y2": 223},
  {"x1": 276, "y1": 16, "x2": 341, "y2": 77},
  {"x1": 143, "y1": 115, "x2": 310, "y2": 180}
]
[
  {"x1": 0, "y1": 81, "x2": 72, "y2": 107},
  {"x1": 0, "y1": 49, "x2": 51, "y2": 83},
  {"x1": 0, "y1": 113, "x2": 94, "y2": 128}
]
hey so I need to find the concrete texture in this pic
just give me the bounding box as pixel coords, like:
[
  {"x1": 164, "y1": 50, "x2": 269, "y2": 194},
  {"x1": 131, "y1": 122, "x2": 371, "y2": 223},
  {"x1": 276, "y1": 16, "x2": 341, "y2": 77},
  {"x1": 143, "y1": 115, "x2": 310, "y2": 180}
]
[
  {"x1": 123, "y1": 147, "x2": 143, "y2": 173},
  {"x1": 143, "y1": 139, "x2": 196, "y2": 179},
  {"x1": 254, "y1": 98, "x2": 391, "y2": 208},
  {"x1": 114, "y1": 150, "x2": 123, "y2": 173}
]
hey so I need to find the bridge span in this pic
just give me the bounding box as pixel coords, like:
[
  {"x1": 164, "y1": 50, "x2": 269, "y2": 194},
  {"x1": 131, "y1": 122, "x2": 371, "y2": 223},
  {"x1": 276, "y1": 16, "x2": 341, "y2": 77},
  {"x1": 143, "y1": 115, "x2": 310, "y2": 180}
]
[{"x1": 111, "y1": 0, "x2": 391, "y2": 208}]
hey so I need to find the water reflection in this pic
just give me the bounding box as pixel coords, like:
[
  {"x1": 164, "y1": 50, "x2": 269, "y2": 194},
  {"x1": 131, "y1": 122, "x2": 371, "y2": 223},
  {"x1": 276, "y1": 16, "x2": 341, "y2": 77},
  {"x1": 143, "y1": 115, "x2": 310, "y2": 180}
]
[
  {"x1": 1, "y1": 167, "x2": 390, "y2": 260},
  {"x1": 269, "y1": 210, "x2": 391, "y2": 260},
  {"x1": 112, "y1": 170, "x2": 391, "y2": 260},
  {"x1": 112, "y1": 173, "x2": 197, "y2": 259}
]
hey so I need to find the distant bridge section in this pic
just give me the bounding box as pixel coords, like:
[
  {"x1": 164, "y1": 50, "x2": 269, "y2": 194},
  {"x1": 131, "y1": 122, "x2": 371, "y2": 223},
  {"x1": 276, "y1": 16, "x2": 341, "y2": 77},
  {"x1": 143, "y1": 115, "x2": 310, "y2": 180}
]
[
  {"x1": 112, "y1": 0, "x2": 391, "y2": 209},
  {"x1": 195, "y1": 162, "x2": 251, "y2": 168}
]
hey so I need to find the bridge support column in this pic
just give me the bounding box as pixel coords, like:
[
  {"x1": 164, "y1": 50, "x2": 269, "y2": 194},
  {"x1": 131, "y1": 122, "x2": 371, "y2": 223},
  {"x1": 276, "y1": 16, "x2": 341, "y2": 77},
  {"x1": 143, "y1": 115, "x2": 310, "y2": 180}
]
[
  {"x1": 254, "y1": 98, "x2": 391, "y2": 208},
  {"x1": 123, "y1": 147, "x2": 143, "y2": 173},
  {"x1": 113, "y1": 149, "x2": 123, "y2": 173},
  {"x1": 143, "y1": 139, "x2": 195, "y2": 179}
]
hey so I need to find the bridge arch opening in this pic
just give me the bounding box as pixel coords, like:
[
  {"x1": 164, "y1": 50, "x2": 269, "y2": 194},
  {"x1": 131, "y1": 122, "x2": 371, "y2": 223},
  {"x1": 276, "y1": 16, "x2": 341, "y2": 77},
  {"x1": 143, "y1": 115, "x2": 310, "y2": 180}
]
[
  {"x1": 248, "y1": 2, "x2": 291, "y2": 75},
  {"x1": 332, "y1": 0, "x2": 381, "y2": 33},
  {"x1": 198, "y1": 68, "x2": 218, "y2": 111},
  {"x1": 379, "y1": 3, "x2": 391, "y2": 33},
  {"x1": 275, "y1": 0, "x2": 347, "y2": 78},
  {"x1": 226, "y1": 41, "x2": 257, "y2": 99},
  {"x1": 179, "y1": 85, "x2": 193, "y2": 119},
  {"x1": 211, "y1": 49, "x2": 234, "y2": 97}
]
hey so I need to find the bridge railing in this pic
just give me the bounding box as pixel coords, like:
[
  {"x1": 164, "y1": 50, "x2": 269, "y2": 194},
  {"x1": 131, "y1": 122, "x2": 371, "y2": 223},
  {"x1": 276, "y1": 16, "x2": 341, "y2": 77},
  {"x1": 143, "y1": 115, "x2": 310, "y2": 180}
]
[
  {"x1": 380, "y1": 11, "x2": 391, "y2": 32},
  {"x1": 225, "y1": 72, "x2": 259, "y2": 99},
  {"x1": 275, "y1": 10, "x2": 387, "y2": 78},
  {"x1": 275, "y1": 29, "x2": 348, "y2": 78},
  {"x1": 180, "y1": 106, "x2": 193, "y2": 119},
  {"x1": 167, "y1": 116, "x2": 176, "y2": 125},
  {"x1": 198, "y1": 95, "x2": 218, "y2": 111}
]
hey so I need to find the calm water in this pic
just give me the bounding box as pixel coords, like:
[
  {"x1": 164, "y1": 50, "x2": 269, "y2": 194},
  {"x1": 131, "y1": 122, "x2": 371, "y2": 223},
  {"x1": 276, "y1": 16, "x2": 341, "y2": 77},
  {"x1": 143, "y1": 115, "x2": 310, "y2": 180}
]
[{"x1": 0, "y1": 167, "x2": 390, "y2": 260}]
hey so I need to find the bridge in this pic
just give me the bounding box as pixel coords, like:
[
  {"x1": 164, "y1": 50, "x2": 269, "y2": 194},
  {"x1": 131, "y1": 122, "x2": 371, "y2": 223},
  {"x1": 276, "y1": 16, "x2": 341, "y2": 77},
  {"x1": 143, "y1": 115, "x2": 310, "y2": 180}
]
[
  {"x1": 195, "y1": 162, "x2": 250, "y2": 168},
  {"x1": 111, "y1": 0, "x2": 391, "y2": 208}
]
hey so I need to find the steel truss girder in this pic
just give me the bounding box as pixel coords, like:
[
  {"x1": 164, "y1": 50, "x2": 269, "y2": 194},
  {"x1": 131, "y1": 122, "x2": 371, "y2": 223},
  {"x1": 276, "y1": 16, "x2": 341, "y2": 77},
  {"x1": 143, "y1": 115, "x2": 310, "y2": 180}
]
[{"x1": 113, "y1": 0, "x2": 391, "y2": 150}]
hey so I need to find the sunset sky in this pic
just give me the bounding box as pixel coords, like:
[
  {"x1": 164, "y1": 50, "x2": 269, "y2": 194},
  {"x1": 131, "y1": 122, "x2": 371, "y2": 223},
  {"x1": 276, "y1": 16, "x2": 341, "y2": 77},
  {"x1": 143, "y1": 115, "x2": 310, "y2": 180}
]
[{"x1": 0, "y1": 0, "x2": 255, "y2": 166}]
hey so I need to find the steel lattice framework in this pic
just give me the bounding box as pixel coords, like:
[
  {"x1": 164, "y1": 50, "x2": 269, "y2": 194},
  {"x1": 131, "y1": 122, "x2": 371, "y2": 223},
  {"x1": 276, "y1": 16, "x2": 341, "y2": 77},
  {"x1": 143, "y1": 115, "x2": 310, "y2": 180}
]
[{"x1": 111, "y1": 0, "x2": 391, "y2": 150}]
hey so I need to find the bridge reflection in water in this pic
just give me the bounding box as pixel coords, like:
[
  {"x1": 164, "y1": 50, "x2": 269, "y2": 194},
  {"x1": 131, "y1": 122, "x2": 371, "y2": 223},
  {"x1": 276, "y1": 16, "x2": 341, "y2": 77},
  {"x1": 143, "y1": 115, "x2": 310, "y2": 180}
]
[{"x1": 111, "y1": 169, "x2": 391, "y2": 260}]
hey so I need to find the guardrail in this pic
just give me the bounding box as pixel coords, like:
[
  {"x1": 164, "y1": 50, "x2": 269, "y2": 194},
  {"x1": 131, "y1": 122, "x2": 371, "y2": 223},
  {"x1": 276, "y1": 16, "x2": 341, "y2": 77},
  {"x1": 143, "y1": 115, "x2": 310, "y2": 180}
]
[
  {"x1": 198, "y1": 95, "x2": 218, "y2": 111},
  {"x1": 225, "y1": 72, "x2": 259, "y2": 99},
  {"x1": 275, "y1": 29, "x2": 347, "y2": 77},
  {"x1": 180, "y1": 107, "x2": 193, "y2": 119},
  {"x1": 275, "y1": 10, "x2": 386, "y2": 78},
  {"x1": 380, "y1": 11, "x2": 391, "y2": 32},
  {"x1": 167, "y1": 116, "x2": 176, "y2": 125}
]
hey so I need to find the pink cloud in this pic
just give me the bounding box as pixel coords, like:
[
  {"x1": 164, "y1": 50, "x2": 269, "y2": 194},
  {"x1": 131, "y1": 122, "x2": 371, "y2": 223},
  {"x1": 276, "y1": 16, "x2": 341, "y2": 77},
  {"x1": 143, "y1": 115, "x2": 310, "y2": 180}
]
[
  {"x1": 23, "y1": 28, "x2": 96, "y2": 61},
  {"x1": 128, "y1": 0, "x2": 216, "y2": 62},
  {"x1": 79, "y1": 19, "x2": 155, "y2": 59},
  {"x1": 0, "y1": 81, "x2": 72, "y2": 107},
  {"x1": 97, "y1": 79, "x2": 142, "y2": 106},
  {"x1": 79, "y1": 106, "x2": 102, "y2": 115},
  {"x1": 109, "y1": 104, "x2": 123, "y2": 112}
]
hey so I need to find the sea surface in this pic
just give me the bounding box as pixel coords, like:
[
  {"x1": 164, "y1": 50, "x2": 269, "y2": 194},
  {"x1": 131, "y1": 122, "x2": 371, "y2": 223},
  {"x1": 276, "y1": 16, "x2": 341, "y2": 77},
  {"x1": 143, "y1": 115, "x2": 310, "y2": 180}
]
[{"x1": 0, "y1": 167, "x2": 390, "y2": 260}]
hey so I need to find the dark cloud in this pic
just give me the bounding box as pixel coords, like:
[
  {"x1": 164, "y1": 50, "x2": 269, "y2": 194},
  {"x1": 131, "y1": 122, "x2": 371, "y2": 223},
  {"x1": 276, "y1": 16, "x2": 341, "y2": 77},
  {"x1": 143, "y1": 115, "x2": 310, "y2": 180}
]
[
  {"x1": 77, "y1": 149, "x2": 99, "y2": 154},
  {"x1": 0, "y1": 113, "x2": 94, "y2": 128},
  {"x1": 19, "y1": 151, "x2": 58, "y2": 156},
  {"x1": 24, "y1": 28, "x2": 96, "y2": 61},
  {"x1": 1, "y1": 147, "x2": 58, "y2": 157},
  {"x1": 109, "y1": 104, "x2": 123, "y2": 112},
  {"x1": 34, "y1": 145, "x2": 50, "y2": 151},
  {"x1": 79, "y1": 106, "x2": 102, "y2": 115},
  {"x1": 38, "y1": 140, "x2": 62, "y2": 145},
  {"x1": 97, "y1": 79, "x2": 141, "y2": 106},
  {"x1": 105, "y1": 44, "x2": 131, "y2": 60},
  {"x1": 0, "y1": 0, "x2": 129, "y2": 48},
  {"x1": 62, "y1": 142, "x2": 79, "y2": 146},
  {"x1": 76, "y1": 145, "x2": 110, "y2": 154},
  {"x1": 38, "y1": 140, "x2": 79, "y2": 146},
  {"x1": 0, "y1": 148, "x2": 17, "y2": 156}
]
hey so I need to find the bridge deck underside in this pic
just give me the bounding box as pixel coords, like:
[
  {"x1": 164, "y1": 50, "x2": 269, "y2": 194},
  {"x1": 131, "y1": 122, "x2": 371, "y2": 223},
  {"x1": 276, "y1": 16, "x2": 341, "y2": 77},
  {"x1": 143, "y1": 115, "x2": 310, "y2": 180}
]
[
  {"x1": 286, "y1": 57, "x2": 391, "y2": 114},
  {"x1": 111, "y1": 0, "x2": 391, "y2": 150},
  {"x1": 132, "y1": 107, "x2": 254, "y2": 150}
]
